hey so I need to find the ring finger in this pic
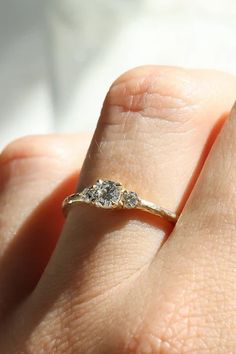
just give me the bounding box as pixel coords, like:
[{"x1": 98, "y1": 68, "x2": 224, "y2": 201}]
[{"x1": 11, "y1": 66, "x2": 236, "y2": 352}]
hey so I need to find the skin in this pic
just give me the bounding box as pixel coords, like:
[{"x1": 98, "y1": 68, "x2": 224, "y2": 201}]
[{"x1": 0, "y1": 65, "x2": 236, "y2": 353}]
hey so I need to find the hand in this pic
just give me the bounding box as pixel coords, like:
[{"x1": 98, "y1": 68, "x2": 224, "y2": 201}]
[{"x1": 0, "y1": 66, "x2": 236, "y2": 353}]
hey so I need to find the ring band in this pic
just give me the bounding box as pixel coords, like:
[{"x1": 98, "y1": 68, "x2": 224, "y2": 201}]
[{"x1": 62, "y1": 179, "x2": 178, "y2": 224}]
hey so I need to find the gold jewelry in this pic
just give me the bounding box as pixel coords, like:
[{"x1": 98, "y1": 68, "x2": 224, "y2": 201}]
[{"x1": 62, "y1": 179, "x2": 178, "y2": 223}]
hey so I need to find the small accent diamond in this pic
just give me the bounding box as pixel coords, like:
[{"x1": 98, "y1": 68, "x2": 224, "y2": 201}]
[
  {"x1": 122, "y1": 191, "x2": 139, "y2": 209},
  {"x1": 82, "y1": 186, "x2": 99, "y2": 202}
]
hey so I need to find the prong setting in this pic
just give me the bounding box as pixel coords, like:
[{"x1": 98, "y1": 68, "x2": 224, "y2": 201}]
[{"x1": 81, "y1": 180, "x2": 123, "y2": 209}]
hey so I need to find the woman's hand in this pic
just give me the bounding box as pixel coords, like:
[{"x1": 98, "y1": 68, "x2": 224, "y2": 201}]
[{"x1": 0, "y1": 66, "x2": 236, "y2": 353}]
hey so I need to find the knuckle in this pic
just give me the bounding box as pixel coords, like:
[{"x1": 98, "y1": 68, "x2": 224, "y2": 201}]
[
  {"x1": 0, "y1": 135, "x2": 57, "y2": 166},
  {"x1": 0, "y1": 135, "x2": 68, "y2": 186},
  {"x1": 102, "y1": 65, "x2": 196, "y2": 127},
  {"x1": 0, "y1": 136, "x2": 52, "y2": 164}
]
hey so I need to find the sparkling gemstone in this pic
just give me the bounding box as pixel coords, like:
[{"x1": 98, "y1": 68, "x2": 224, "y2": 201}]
[
  {"x1": 122, "y1": 191, "x2": 139, "y2": 209},
  {"x1": 95, "y1": 180, "x2": 122, "y2": 208},
  {"x1": 83, "y1": 186, "x2": 99, "y2": 202}
]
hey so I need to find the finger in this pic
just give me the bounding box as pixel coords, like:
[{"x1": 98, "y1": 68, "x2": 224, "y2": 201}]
[
  {"x1": 170, "y1": 100, "x2": 236, "y2": 253},
  {"x1": 26, "y1": 66, "x2": 236, "y2": 343},
  {"x1": 0, "y1": 134, "x2": 90, "y2": 317},
  {"x1": 147, "y1": 105, "x2": 236, "y2": 353}
]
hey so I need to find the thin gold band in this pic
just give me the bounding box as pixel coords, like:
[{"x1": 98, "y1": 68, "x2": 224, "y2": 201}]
[
  {"x1": 62, "y1": 179, "x2": 178, "y2": 224},
  {"x1": 136, "y1": 198, "x2": 177, "y2": 223}
]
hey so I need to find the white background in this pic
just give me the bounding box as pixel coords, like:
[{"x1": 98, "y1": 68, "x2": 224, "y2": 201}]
[{"x1": 0, "y1": 0, "x2": 236, "y2": 148}]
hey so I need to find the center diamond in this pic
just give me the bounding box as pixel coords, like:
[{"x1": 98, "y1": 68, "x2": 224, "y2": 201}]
[{"x1": 95, "y1": 180, "x2": 122, "y2": 208}]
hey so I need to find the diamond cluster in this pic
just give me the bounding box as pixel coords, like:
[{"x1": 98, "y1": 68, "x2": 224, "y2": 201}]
[{"x1": 80, "y1": 180, "x2": 139, "y2": 209}]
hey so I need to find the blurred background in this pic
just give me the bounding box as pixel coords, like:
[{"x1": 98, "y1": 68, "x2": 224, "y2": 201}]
[{"x1": 0, "y1": 0, "x2": 236, "y2": 149}]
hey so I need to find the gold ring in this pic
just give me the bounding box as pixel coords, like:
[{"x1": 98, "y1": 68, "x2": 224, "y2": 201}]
[{"x1": 62, "y1": 179, "x2": 178, "y2": 223}]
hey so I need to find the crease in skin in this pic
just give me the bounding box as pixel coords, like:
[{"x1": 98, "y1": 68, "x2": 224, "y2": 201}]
[
  {"x1": 58, "y1": 254, "x2": 152, "y2": 311},
  {"x1": 127, "y1": 332, "x2": 172, "y2": 354},
  {"x1": 100, "y1": 83, "x2": 200, "y2": 143},
  {"x1": 110, "y1": 71, "x2": 194, "y2": 102},
  {"x1": 104, "y1": 88, "x2": 194, "y2": 124},
  {"x1": 110, "y1": 91, "x2": 194, "y2": 115}
]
